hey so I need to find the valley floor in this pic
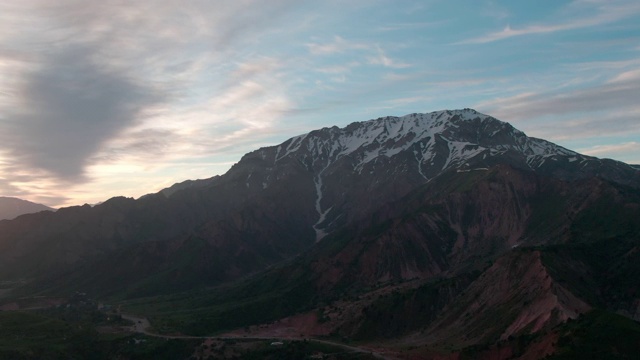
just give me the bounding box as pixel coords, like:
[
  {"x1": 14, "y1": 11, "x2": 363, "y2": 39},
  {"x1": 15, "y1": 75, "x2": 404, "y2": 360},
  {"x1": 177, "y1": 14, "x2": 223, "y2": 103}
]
[{"x1": 121, "y1": 313, "x2": 391, "y2": 359}]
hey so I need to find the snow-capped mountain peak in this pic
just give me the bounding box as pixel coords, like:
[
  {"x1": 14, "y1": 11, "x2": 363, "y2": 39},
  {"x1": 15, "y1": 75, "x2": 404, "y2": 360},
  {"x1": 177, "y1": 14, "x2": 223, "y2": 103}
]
[
  {"x1": 228, "y1": 109, "x2": 637, "y2": 241},
  {"x1": 266, "y1": 108, "x2": 576, "y2": 176}
]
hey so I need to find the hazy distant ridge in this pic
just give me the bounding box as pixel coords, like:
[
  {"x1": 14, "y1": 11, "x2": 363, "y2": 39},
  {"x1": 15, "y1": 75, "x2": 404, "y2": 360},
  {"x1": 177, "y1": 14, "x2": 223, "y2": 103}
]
[{"x1": 0, "y1": 197, "x2": 54, "y2": 220}]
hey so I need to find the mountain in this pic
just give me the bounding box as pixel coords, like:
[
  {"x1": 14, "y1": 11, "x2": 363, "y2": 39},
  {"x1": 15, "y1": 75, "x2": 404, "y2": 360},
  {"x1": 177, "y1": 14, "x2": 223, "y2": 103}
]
[
  {"x1": 1, "y1": 109, "x2": 638, "y2": 288},
  {"x1": 0, "y1": 197, "x2": 54, "y2": 221},
  {"x1": 231, "y1": 108, "x2": 637, "y2": 238},
  {"x1": 132, "y1": 162, "x2": 639, "y2": 335},
  {"x1": 1, "y1": 109, "x2": 639, "y2": 358}
]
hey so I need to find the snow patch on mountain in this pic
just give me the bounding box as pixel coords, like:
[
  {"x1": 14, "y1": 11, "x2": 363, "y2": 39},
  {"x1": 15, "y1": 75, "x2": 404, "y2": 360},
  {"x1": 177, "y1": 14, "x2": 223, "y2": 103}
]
[
  {"x1": 313, "y1": 162, "x2": 331, "y2": 241},
  {"x1": 443, "y1": 141, "x2": 486, "y2": 170}
]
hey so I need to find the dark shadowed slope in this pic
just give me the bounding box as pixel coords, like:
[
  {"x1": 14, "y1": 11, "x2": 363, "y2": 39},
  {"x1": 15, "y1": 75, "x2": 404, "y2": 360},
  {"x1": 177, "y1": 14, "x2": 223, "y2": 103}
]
[{"x1": 111, "y1": 163, "x2": 640, "y2": 341}]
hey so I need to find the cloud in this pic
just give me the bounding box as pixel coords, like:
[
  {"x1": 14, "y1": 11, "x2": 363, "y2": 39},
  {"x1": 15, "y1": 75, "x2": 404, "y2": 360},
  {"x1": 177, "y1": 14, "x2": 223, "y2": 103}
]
[
  {"x1": 0, "y1": 1, "x2": 302, "y2": 206},
  {"x1": 376, "y1": 21, "x2": 443, "y2": 32},
  {"x1": 475, "y1": 67, "x2": 640, "y2": 122},
  {"x1": 479, "y1": 1, "x2": 510, "y2": 20},
  {"x1": 460, "y1": 0, "x2": 640, "y2": 44},
  {"x1": 1, "y1": 45, "x2": 163, "y2": 181},
  {"x1": 315, "y1": 65, "x2": 353, "y2": 74},
  {"x1": 95, "y1": 61, "x2": 296, "y2": 168},
  {"x1": 92, "y1": 128, "x2": 179, "y2": 165},
  {"x1": 367, "y1": 46, "x2": 411, "y2": 69},
  {"x1": 472, "y1": 66, "x2": 640, "y2": 154},
  {"x1": 471, "y1": 71, "x2": 640, "y2": 165},
  {"x1": 525, "y1": 109, "x2": 640, "y2": 143},
  {"x1": 463, "y1": 23, "x2": 573, "y2": 44},
  {"x1": 0, "y1": 152, "x2": 72, "y2": 206},
  {"x1": 474, "y1": 61, "x2": 640, "y2": 163},
  {"x1": 0, "y1": 1, "x2": 637, "y2": 207},
  {"x1": 566, "y1": 58, "x2": 640, "y2": 72},
  {"x1": 579, "y1": 141, "x2": 640, "y2": 156},
  {"x1": 578, "y1": 142, "x2": 640, "y2": 164},
  {"x1": 307, "y1": 36, "x2": 409, "y2": 71},
  {"x1": 306, "y1": 36, "x2": 370, "y2": 55},
  {"x1": 386, "y1": 96, "x2": 432, "y2": 106}
]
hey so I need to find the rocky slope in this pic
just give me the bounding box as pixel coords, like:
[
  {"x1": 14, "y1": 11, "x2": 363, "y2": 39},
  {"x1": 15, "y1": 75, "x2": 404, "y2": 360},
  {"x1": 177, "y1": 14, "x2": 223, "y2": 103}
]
[{"x1": 200, "y1": 161, "x2": 640, "y2": 335}]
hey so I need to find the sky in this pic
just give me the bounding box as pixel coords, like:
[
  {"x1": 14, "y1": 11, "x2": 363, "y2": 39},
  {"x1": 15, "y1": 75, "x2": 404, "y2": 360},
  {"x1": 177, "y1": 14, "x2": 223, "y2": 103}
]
[{"x1": 1, "y1": 0, "x2": 639, "y2": 208}]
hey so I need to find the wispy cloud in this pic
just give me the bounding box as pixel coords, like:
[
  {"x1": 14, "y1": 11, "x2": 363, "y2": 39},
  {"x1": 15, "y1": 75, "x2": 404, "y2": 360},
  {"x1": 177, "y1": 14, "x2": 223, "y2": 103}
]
[
  {"x1": 307, "y1": 36, "x2": 410, "y2": 72},
  {"x1": 462, "y1": 23, "x2": 577, "y2": 44},
  {"x1": 579, "y1": 141, "x2": 640, "y2": 156},
  {"x1": 475, "y1": 66, "x2": 640, "y2": 122},
  {"x1": 472, "y1": 66, "x2": 640, "y2": 158},
  {"x1": 367, "y1": 45, "x2": 411, "y2": 69},
  {"x1": 0, "y1": 151, "x2": 72, "y2": 206},
  {"x1": 459, "y1": 0, "x2": 640, "y2": 44},
  {"x1": 578, "y1": 142, "x2": 640, "y2": 164},
  {"x1": 566, "y1": 58, "x2": 640, "y2": 72},
  {"x1": 315, "y1": 65, "x2": 354, "y2": 74},
  {"x1": 479, "y1": 1, "x2": 510, "y2": 21},
  {"x1": 386, "y1": 96, "x2": 432, "y2": 106},
  {"x1": 376, "y1": 21, "x2": 442, "y2": 32},
  {"x1": 524, "y1": 108, "x2": 640, "y2": 143},
  {"x1": 306, "y1": 36, "x2": 370, "y2": 55}
]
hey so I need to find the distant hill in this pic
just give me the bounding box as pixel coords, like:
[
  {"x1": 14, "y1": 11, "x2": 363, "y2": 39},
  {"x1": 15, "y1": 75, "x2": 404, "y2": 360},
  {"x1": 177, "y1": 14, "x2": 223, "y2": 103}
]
[{"x1": 0, "y1": 197, "x2": 54, "y2": 220}]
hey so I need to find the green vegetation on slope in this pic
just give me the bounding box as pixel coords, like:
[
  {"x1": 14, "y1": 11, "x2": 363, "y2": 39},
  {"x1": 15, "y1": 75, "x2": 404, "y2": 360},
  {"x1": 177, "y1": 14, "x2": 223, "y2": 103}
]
[
  {"x1": 120, "y1": 258, "x2": 322, "y2": 335},
  {"x1": 541, "y1": 235, "x2": 640, "y2": 312},
  {"x1": 345, "y1": 272, "x2": 480, "y2": 341},
  {"x1": 549, "y1": 309, "x2": 640, "y2": 359},
  {"x1": 0, "y1": 310, "x2": 200, "y2": 360}
]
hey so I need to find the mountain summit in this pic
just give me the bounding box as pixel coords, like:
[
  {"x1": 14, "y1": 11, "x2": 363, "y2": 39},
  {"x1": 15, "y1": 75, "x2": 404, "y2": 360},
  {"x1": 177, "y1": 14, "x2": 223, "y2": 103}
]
[{"x1": 229, "y1": 108, "x2": 638, "y2": 240}]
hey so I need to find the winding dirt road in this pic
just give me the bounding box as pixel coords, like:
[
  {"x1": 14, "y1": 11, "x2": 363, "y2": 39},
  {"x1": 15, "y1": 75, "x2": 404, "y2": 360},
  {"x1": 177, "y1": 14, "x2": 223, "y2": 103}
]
[{"x1": 120, "y1": 314, "x2": 392, "y2": 359}]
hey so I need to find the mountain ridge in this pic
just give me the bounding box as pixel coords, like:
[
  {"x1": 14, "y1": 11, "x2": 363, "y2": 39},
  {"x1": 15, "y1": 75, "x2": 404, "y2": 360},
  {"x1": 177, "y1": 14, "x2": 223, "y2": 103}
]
[
  {"x1": 0, "y1": 197, "x2": 54, "y2": 221},
  {"x1": 1, "y1": 109, "x2": 638, "y2": 281}
]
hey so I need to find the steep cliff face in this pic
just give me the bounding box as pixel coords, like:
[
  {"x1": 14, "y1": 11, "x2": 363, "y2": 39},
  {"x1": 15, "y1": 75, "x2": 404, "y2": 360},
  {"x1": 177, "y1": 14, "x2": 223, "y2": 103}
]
[{"x1": 421, "y1": 250, "x2": 591, "y2": 347}]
